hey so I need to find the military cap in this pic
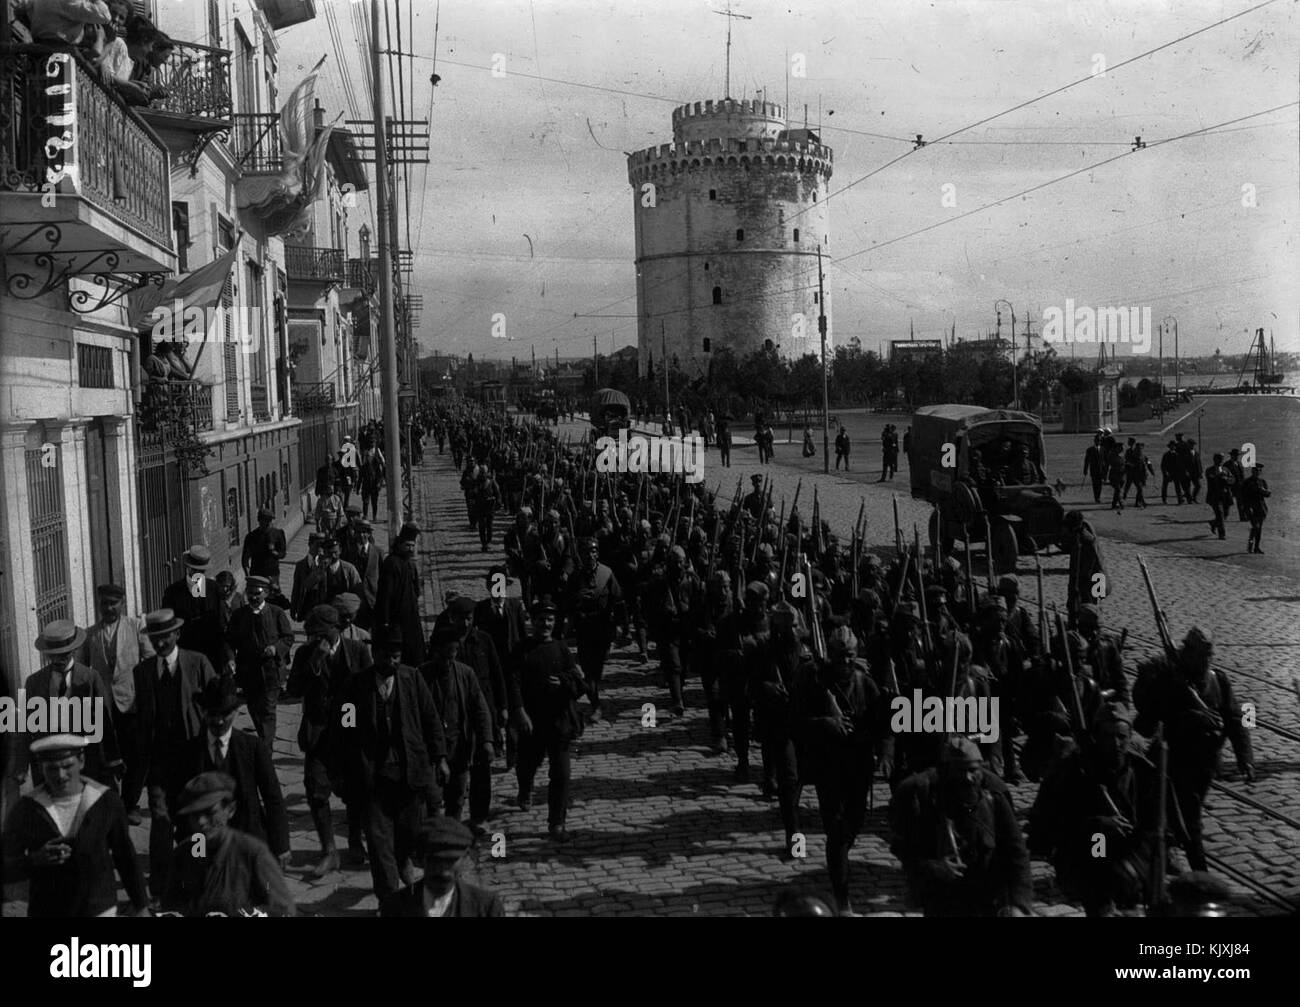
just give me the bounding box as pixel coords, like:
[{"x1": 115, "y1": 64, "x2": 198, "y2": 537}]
[
  {"x1": 417, "y1": 816, "x2": 474, "y2": 863},
  {"x1": 979, "y1": 595, "x2": 1007, "y2": 613},
  {"x1": 769, "y1": 602, "x2": 798, "y2": 631},
  {"x1": 545, "y1": 509, "x2": 561, "y2": 521},
  {"x1": 332, "y1": 593, "x2": 361, "y2": 618},
  {"x1": 517, "y1": 506, "x2": 534, "y2": 518},
  {"x1": 1077, "y1": 603, "x2": 1101, "y2": 626},
  {"x1": 1183, "y1": 626, "x2": 1213, "y2": 649},
  {"x1": 757, "y1": 542, "x2": 775, "y2": 558},
  {"x1": 669, "y1": 545, "x2": 687, "y2": 561},
  {"x1": 30, "y1": 734, "x2": 88, "y2": 759},
  {"x1": 864, "y1": 553, "x2": 883, "y2": 568},
  {"x1": 826, "y1": 625, "x2": 858, "y2": 658},
  {"x1": 895, "y1": 600, "x2": 921, "y2": 621},
  {"x1": 996, "y1": 575, "x2": 1019, "y2": 595},
  {"x1": 245, "y1": 575, "x2": 271, "y2": 592},
  {"x1": 856, "y1": 588, "x2": 881, "y2": 608},
  {"x1": 447, "y1": 595, "x2": 477, "y2": 617},
  {"x1": 96, "y1": 583, "x2": 126, "y2": 600},
  {"x1": 1091, "y1": 702, "x2": 1134, "y2": 733},
  {"x1": 183, "y1": 545, "x2": 212, "y2": 569},
  {"x1": 531, "y1": 598, "x2": 557, "y2": 616},
  {"x1": 1063, "y1": 510, "x2": 1084, "y2": 527},
  {"x1": 320, "y1": 535, "x2": 338, "y2": 549},
  {"x1": 925, "y1": 585, "x2": 948, "y2": 606},
  {"x1": 305, "y1": 604, "x2": 341, "y2": 633},
  {"x1": 940, "y1": 737, "x2": 984, "y2": 766},
  {"x1": 177, "y1": 772, "x2": 236, "y2": 815},
  {"x1": 744, "y1": 581, "x2": 770, "y2": 600},
  {"x1": 308, "y1": 532, "x2": 325, "y2": 545},
  {"x1": 750, "y1": 474, "x2": 763, "y2": 485},
  {"x1": 577, "y1": 536, "x2": 598, "y2": 552},
  {"x1": 708, "y1": 570, "x2": 732, "y2": 590}
]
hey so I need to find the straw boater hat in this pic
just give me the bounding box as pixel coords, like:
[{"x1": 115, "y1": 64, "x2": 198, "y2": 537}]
[
  {"x1": 143, "y1": 609, "x2": 185, "y2": 636},
  {"x1": 34, "y1": 619, "x2": 86, "y2": 655}
]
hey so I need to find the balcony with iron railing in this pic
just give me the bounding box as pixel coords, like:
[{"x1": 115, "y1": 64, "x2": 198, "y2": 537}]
[
  {"x1": 250, "y1": 383, "x2": 273, "y2": 422},
  {"x1": 137, "y1": 380, "x2": 215, "y2": 443},
  {"x1": 292, "y1": 380, "x2": 336, "y2": 414},
  {"x1": 0, "y1": 44, "x2": 176, "y2": 278},
  {"x1": 285, "y1": 244, "x2": 345, "y2": 285},
  {"x1": 227, "y1": 112, "x2": 283, "y2": 174},
  {"x1": 344, "y1": 257, "x2": 375, "y2": 294},
  {"x1": 139, "y1": 40, "x2": 232, "y2": 130}
]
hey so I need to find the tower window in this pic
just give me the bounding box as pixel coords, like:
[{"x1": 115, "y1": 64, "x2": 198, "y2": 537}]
[
  {"x1": 736, "y1": 228, "x2": 744, "y2": 242},
  {"x1": 703, "y1": 262, "x2": 710, "y2": 271},
  {"x1": 709, "y1": 189, "x2": 717, "y2": 200},
  {"x1": 712, "y1": 286, "x2": 722, "y2": 305},
  {"x1": 814, "y1": 293, "x2": 819, "y2": 304},
  {"x1": 764, "y1": 339, "x2": 774, "y2": 351},
  {"x1": 812, "y1": 193, "x2": 817, "y2": 203},
  {"x1": 793, "y1": 228, "x2": 800, "y2": 243}
]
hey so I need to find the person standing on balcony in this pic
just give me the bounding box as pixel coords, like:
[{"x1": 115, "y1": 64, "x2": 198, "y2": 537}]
[
  {"x1": 98, "y1": 1, "x2": 165, "y2": 106},
  {"x1": 24, "y1": 0, "x2": 111, "y2": 52}
]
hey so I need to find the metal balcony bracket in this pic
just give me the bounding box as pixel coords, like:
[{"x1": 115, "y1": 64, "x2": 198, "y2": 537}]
[
  {"x1": 181, "y1": 129, "x2": 229, "y2": 178},
  {"x1": 2, "y1": 223, "x2": 74, "y2": 299},
  {"x1": 67, "y1": 269, "x2": 165, "y2": 314}
]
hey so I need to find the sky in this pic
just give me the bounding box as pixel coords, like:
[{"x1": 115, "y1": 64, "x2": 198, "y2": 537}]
[{"x1": 277, "y1": 0, "x2": 1299, "y2": 361}]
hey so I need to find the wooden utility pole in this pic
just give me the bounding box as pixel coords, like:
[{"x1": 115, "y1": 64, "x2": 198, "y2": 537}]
[
  {"x1": 661, "y1": 323, "x2": 671, "y2": 428},
  {"x1": 818, "y1": 246, "x2": 829, "y2": 474},
  {"x1": 372, "y1": 0, "x2": 401, "y2": 538}
]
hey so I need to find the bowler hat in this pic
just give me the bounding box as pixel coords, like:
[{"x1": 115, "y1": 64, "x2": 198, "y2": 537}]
[
  {"x1": 199, "y1": 676, "x2": 242, "y2": 715},
  {"x1": 417, "y1": 815, "x2": 474, "y2": 863},
  {"x1": 183, "y1": 545, "x2": 212, "y2": 569},
  {"x1": 376, "y1": 625, "x2": 405, "y2": 650},
  {"x1": 447, "y1": 595, "x2": 476, "y2": 617},
  {"x1": 144, "y1": 608, "x2": 185, "y2": 636},
  {"x1": 429, "y1": 624, "x2": 461, "y2": 649},
  {"x1": 34, "y1": 619, "x2": 86, "y2": 655},
  {"x1": 177, "y1": 771, "x2": 236, "y2": 815},
  {"x1": 397, "y1": 521, "x2": 421, "y2": 542}
]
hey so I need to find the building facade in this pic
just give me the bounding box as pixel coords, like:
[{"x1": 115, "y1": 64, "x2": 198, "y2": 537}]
[{"x1": 627, "y1": 98, "x2": 833, "y2": 373}]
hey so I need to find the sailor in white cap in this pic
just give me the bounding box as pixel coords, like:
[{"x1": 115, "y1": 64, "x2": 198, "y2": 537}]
[{"x1": 2, "y1": 734, "x2": 149, "y2": 916}]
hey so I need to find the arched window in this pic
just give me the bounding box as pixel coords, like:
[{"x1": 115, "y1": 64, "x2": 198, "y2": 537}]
[{"x1": 712, "y1": 286, "x2": 722, "y2": 304}]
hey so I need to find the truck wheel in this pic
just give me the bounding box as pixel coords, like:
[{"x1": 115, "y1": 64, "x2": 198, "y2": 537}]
[{"x1": 990, "y1": 519, "x2": 1019, "y2": 576}]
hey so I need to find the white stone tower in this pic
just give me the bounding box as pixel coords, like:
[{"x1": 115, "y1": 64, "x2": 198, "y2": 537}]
[{"x1": 627, "y1": 98, "x2": 833, "y2": 374}]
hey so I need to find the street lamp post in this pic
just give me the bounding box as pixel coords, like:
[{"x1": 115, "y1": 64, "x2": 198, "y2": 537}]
[
  {"x1": 1163, "y1": 315, "x2": 1179, "y2": 406},
  {"x1": 994, "y1": 299, "x2": 1016, "y2": 407}
]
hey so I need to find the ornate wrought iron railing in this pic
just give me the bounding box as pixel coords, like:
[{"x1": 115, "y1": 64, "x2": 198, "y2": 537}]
[
  {"x1": 285, "y1": 244, "x2": 345, "y2": 283},
  {"x1": 293, "y1": 380, "x2": 336, "y2": 414},
  {"x1": 0, "y1": 44, "x2": 172, "y2": 248},
  {"x1": 227, "y1": 111, "x2": 282, "y2": 173},
  {"x1": 147, "y1": 39, "x2": 232, "y2": 122}
]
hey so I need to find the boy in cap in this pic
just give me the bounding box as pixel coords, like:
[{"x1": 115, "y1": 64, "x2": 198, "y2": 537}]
[
  {"x1": 77, "y1": 584, "x2": 155, "y2": 822},
  {"x1": 385, "y1": 816, "x2": 505, "y2": 916},
  {"x1": 2, "y1": 734, "x2": 149, "y2": 917},
  {"x1": 163, "y1": 771, "x2": 295, "y2": 917}
]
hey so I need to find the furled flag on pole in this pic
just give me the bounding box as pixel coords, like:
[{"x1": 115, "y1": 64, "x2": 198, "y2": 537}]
[{"x1": 235, "y1": 54, "x2": 342, "y2": 240}]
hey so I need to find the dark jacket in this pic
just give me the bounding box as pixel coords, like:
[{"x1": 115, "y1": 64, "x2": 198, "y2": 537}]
[
  {"x1": 19, "y1": 661, "x2": 121, "y2": 785},
  {"x1": 474, "y1": 597, "x2": 528, "y2": 667},
  {"x1": 242, "y1": 525, "x2": 287, "y2": 579},
  {"x1": 2, "y1": 782, "x2": 148, "y2": 917},
  {"x1": 161, "y1": 576, "x2": 227, "y2": 669},
  {"x1": 177, "y1": 728, "x2": 291, "y2": 856},
  {"x1": 225, "y1": 602, "x2": 294, "y2": 692},
  {"x1": 419, "y1": 659, "x2": 493, "y2": 767},
  {"x1": 792, "y1": 660, "x2": 893, "y2": 783},
  {"x1": 337, "y1": 665, "x2": 448, "y2": 796},
  {"x1": 374, "y1": 553, "x2": 425, "y2": 665},
  {"x1": 285, "y1": 637, "x2": 372, "y2": 754},
  {"x1": 384, "y1": 878, "x2": 505, "y2": 917},
  {"x1": 456, "y1": 628, "x2": 509, "y2": 720},
  {"x1": 132, "y1": 648, "x2": 218, "y2": 774},
  {"x1": 508, "y1": 638, "x2": 585, "y2": 741}
]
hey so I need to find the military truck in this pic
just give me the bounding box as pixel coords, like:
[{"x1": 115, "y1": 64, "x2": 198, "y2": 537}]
[{"x1": 909, "y1": 405, "x2": 1066, "y2": 574}]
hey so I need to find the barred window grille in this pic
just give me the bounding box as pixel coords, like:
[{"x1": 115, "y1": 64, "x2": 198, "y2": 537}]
[
  {"x1": 77, "y1": 344, "x2": 114, "y2": 388},
  {"x1": 25, "y1": 445, "x2": 71, "y2": 627}
]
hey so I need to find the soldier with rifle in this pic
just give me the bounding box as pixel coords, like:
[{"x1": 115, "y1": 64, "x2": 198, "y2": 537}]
[
  {"x1": 1028, "y1": 703, "x2": 1169, "y2": 916},
  {"x1": 793, "y1": 624, "x2": 893, "y2": 916},
  {"x1": 755, "y1": 600, "x2": 812, "y2": 858}
]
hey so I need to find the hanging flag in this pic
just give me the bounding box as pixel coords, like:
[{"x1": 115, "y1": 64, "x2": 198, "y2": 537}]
[{"x1": 129, "y1": 244, "x2": 240, "y2": 333}]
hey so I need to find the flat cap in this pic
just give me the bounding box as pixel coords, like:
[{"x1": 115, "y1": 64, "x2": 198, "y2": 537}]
[
  {"x1": 332, "y1": 593, "x2": 361, "y2": 618},
  {"x1": 417, "y1": 816, "x2": 474, "y2": 863},
  {"x1": 744, "y1": 581, "x2": 769, "y2": 600},
  {"x1": 996, "y1": 574, "x2": 1019, "y2": 594},
  {"x1": 304, "y1": 604, "x2": 341, "y2": 633},
  {"x1": 96, "y1": 583, "x2": 126, "y2": 599},
  {"x1": 447, "y1": 595, "x2": 476, "y2": 616},
  {"x1": 429, "y1": 624, "x2": 461, "y2": 649},
  {"x1": 245, "y1": 575, "x2": 271, "y2": 591},
  {"x1": 177, "y1": 771, "x2": 236, "y2": 815}
]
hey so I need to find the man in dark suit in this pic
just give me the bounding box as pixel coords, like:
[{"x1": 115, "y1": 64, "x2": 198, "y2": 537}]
[
  {"x1": 160, "y1": 545, "x2": 227, "y2": 674},
  {"x1": 223, "y1": 575, "x2": 293, "y2": 748},
  {"x1": 343, "y1": 520, "x2": 383, "y2": 630},
  {"x1": 17, "y1": 620, "x2": 122, "y2": 792},
  {"x1": 176, "y1": 677, "x2": 290, "y2": 868},
  {"x1": 242, "y1": 507, "x2": 287, "y2": 581},
  {"x1": 133, "y1": 608, "x2": 218, "y2": 900},
  {"x1": 475, "y1": 567, "x2": 528, "y2": 770},
  {"x1": 285, "y1": 604, "x2": 373, "y2": 877},
  {"x1": 303, "y1": 536, "x2": 361, "y2": 609},
  {"x1": 421, "y1": 624, "x2": 494, "y2": 825},
  {"x1": 374, "y1": 521, "x2": 425, "y2": 667},
  {"x1": 385, "y1": 816, "x2": 505, "y2": 917},
  {"x1": 337, "y1": 625, "x2": 450, "y2": 911},
  {"x1": 290, "y1": 532, "x2": 325, "y2": 621}
]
